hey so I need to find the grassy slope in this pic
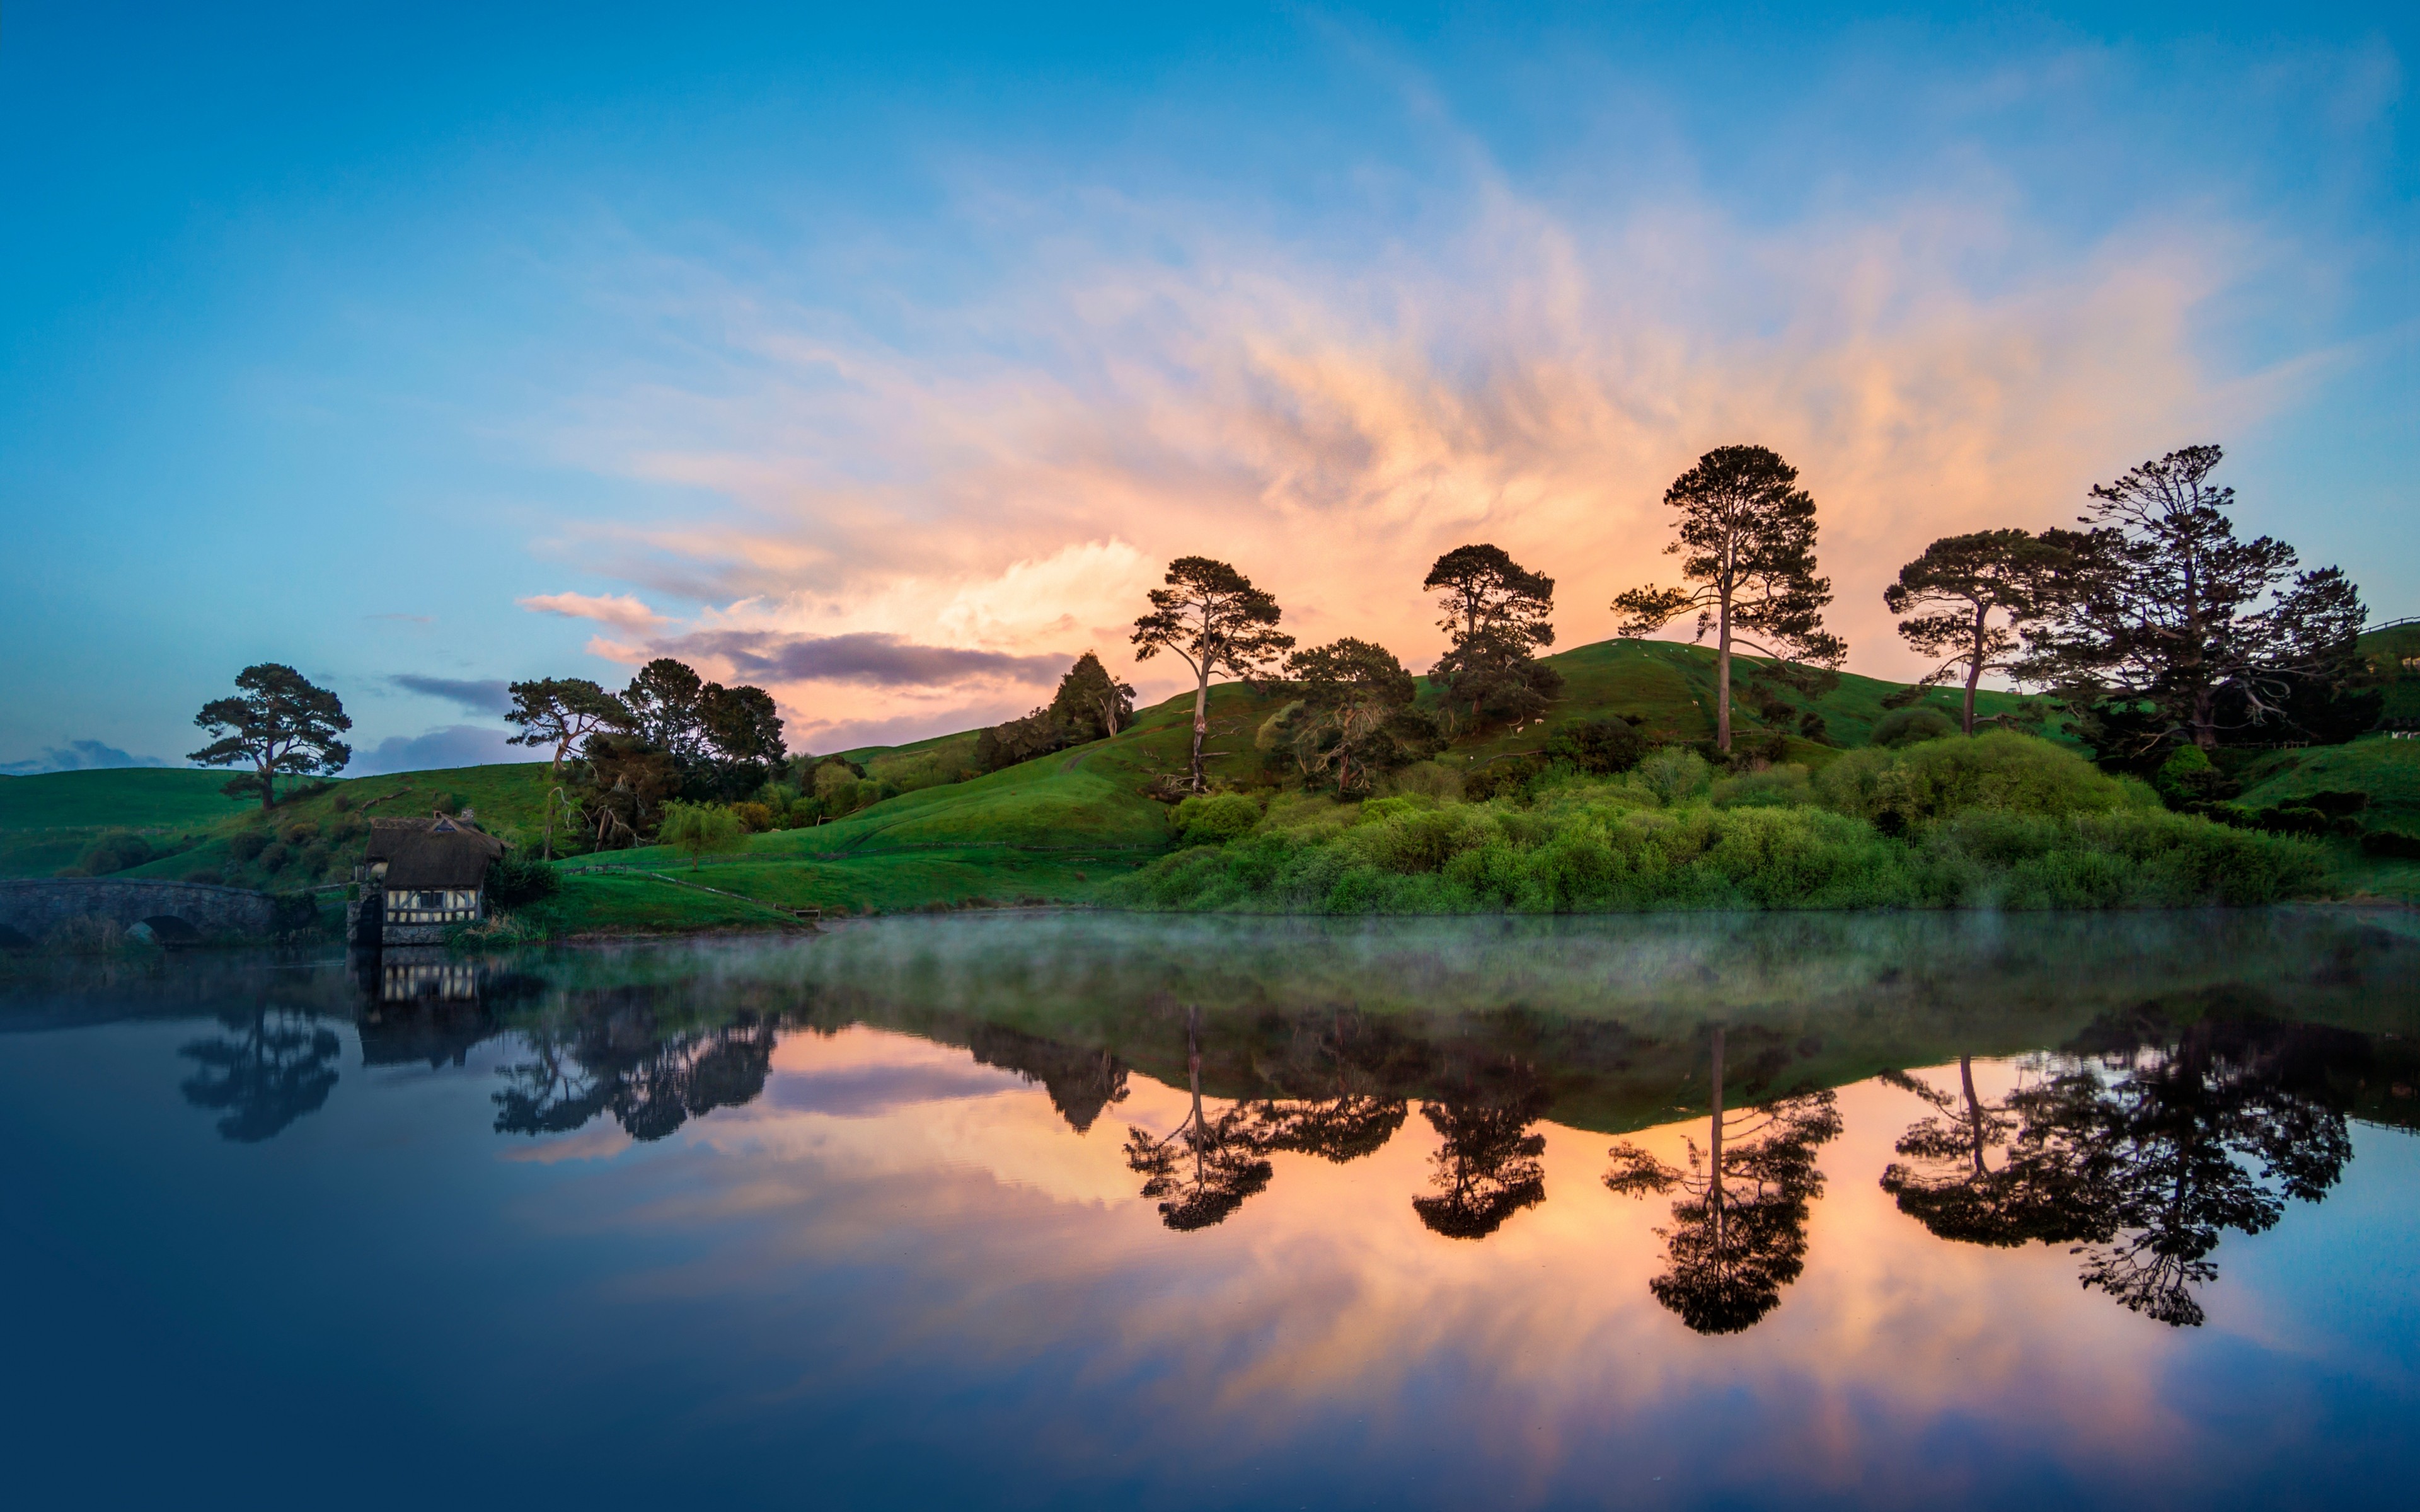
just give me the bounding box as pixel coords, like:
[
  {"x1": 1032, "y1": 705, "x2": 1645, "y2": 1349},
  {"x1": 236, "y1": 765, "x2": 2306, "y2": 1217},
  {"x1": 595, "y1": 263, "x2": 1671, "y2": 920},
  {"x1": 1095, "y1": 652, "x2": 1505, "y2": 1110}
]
[{"x1": 16, "y1": 632, "x2": 2411, "y2": 922}]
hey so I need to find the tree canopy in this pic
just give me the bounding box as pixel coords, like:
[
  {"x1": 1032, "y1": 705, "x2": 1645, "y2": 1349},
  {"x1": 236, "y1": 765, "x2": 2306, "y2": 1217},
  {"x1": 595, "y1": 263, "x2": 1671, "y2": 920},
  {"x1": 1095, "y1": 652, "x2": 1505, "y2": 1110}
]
[
  {"x1": 188, "y1": 663, "x2": 352, "y2": 809},
  {"x1": 1132, "y1": 556, "x2": 1294, "y2": 792},
  {"x1": 1276, "y1": 638, "x2": 1429, "y2": 794},
  {"x1": 2023, "y1": 445, "x2": 2368, "y2": 756},
  {"x1": 504, "y1": 677, "x2": 628, "y2": 772},
  {"x1": 1884, "y1": 530, "x2": 2067, "y2": 735},
  {"x1": 1424, "y1": 544, "x2": 1562, "y2": 730},
  {"x1": 1613, "y1": 445, "x2": 1843, "y2": 752}
]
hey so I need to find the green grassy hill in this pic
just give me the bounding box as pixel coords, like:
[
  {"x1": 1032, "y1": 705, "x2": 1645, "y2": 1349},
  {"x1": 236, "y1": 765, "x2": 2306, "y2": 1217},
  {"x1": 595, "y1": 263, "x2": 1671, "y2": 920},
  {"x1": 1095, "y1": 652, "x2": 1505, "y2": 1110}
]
[{"x1": 16, "y1": 632, "x2": 2417, "y2": 928}]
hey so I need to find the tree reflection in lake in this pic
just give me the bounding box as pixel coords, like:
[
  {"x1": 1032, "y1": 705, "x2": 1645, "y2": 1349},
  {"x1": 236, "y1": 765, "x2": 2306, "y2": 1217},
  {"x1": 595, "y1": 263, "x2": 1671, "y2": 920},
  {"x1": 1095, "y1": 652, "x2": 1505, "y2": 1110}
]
[
  {"x1": 1881, "y1": 994, "x2": 2361, "y2": 1327},
  {"x1": 1413, "y1": 1065, "x2": 1549, "y2": 1240},
  {"x1": 1247, "y1": 1008, "x2": 1414, "y2": 1165},
  {"x1": 493, "y1": 1012, "x2": 778, "y2": 1143},
  {"x1": 1124, "y1": 1005, "x2": 1275, "y2": 1230},
  {"x1": 1606, "y1": 1028, "x2": 1841, "y2": 1334},
  {"x1": 178, "y1": 1004, "x2": 342, "y2": 1143},
  {"x1": 967, "y1": 1024, "x2": 1130, "y2": 1133},
  {"x1": 1876, "y1": 1057, "x2": 2098, "y2": 1249}
]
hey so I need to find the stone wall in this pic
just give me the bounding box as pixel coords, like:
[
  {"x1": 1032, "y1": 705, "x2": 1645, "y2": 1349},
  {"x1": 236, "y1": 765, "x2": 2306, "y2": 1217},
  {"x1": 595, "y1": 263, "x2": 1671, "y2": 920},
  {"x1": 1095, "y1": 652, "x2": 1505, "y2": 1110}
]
[{"x1": 0, "y1": 878, "x2": 288, "y2": 942}]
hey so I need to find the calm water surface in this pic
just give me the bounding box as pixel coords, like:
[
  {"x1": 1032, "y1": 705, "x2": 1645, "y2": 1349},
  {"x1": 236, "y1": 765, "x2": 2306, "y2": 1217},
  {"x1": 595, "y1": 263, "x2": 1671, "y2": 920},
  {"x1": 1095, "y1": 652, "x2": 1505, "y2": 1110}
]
[{"x1": 4, "y1": 910, "x2": 2417, "y2": 1510}]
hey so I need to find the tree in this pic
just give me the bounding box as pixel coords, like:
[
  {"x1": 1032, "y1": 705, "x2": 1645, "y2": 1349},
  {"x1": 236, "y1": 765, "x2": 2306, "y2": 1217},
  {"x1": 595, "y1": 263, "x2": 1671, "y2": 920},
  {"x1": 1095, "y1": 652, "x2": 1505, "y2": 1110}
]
[
  {"x1": 1047, "y1": 651, "x2": 1136, "y2": 741},
  {"x1": 178, "y1": 1004, "x2": 342, "y2": 1142},
  {"x1": 1123, "y1": 1007, "x2": 1275, "y2": 1230},
  {"x1": 188, "y1": 664, "x2": 352, "y2": 810},
  {"x1": 1414, "y1": 1084, "x2": 1549, "y2": 1240},
  {"x1": 1613, "y1": 445, "x2": 1845, "y2": 753},
  {"x1": 1281, "y1": 638, "x2": 1427, "y2": 794},
  {"x1": 2024, "y1": 445, "x2": 2368, "y2": 756},
  {"x1": 1605, "y1": 1028, "x2": 1841, "y2": 1334},
  {"x1": 1876, "y1": 1057, "x2": 2099, "y2": 1249},
  {"x1": 700, "y1": 682, "x2": 787, "y2": 788},
  {"x1": 504, "y1": 677, "x2": 628, "y2": 774},
  {"x1": 575, "y1": 731, "x2": 681, "y2": 845},
  {"x1": 1424, "y1": 544, "x2": 1562, "y2": 730},
  {"x1": 621, "y1": 658, "x2": 708, "y2": 760},
  {"x1": 1132, "y1": 557, "x2": 1295, "y2": 793},
  {"x1": 1988, "y1": 999, "x2": 2354, "y2": 1327},
  {"x1": 657, "y1": 800, "x2": 746, "y2": 871},
  {"x1": 1884, "y1": 530, "x2": 2067, "y2": 736}
]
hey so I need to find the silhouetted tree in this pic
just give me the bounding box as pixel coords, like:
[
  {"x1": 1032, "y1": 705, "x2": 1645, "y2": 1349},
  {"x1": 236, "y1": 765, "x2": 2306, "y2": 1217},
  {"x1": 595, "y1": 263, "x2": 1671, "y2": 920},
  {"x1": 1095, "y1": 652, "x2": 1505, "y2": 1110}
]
[
  {"x1": 1613, "y1": 446, "x2": 1844, "y2": 752},
  {"x1": 1884, "y1": 531, "x2": 2069, "y2": 735},
  {"x1": 967, "y1": 1024, "x2": 1131, "y2": 1133},
  {"x1": 1048, "y1": 651, "x2": 1137, "y2": 742},
  {"x1": 1424, "y1": 544, "x2": 1562, "y2": 730},
  {"x1": 1606, "y1": 1028, "x2": 1841, "y2": 1333},
  {"x1": 188, "y1": 664, "x2": 352, "y2": 809},
  {"x1": 1123, "y1": 1007, "x2": 1274, "y2": 1230},
  {"x1": 700, "y1": 682, "x2": 787, "y2": 790},
  {"x1": 1877, "y1": 1057, "x2": 2099, "y2": 1248},
  {"x1": 1414, "y1": 1068, "x2": 1549, "y2": 1240},
  {"x1": 178, "y1": 1005, "x2": 342, "y2": 1142},
  {"x1": 2022, "y1": 445, "x2": 2368, "y2": 756},
  {"x1": 621, "y1": 658, "x2": 708, "y2": 760},
  {"x1": 2000, "y1": 1005, "x2": 2354, "y2": 1327},
  {"x1": 494, "y1": 1016, "x2": 779, "y2": 1142},
  {"x1": 1280, "y1": 638, "x2": 1429, "y2": 794},
  {"x1": 504, "y1": 677, "x2": 630, "y2": 773},
  {"x1": 1132, "y1": 558, "x2": 1295, "y2": 793}
]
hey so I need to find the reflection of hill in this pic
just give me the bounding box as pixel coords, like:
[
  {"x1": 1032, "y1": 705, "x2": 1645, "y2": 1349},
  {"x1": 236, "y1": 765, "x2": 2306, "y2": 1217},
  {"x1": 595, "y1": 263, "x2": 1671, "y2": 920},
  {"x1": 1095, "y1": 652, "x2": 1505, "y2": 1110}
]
[{"x1": 965, "y1": 1024, "x2": 1127, "y2": 1132}]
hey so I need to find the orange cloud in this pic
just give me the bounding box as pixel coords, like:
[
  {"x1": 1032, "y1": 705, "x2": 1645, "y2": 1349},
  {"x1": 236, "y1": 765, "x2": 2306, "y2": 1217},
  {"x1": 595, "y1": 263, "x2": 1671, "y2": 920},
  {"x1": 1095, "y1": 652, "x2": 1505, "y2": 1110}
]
[
  {"x1": 534, "y1": 172, "x2": 2314, "y2": 740},
  {"x1": 519, "y1": 590, "x2": 671, "y2": 634}
]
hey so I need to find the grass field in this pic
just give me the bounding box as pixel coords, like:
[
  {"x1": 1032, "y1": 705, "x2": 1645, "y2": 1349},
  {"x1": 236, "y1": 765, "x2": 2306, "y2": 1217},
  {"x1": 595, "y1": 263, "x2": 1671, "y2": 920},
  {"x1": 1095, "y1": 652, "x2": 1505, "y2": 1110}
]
[{"x1": 9, "y1": 632, "x2": 2416, "y2": 931}]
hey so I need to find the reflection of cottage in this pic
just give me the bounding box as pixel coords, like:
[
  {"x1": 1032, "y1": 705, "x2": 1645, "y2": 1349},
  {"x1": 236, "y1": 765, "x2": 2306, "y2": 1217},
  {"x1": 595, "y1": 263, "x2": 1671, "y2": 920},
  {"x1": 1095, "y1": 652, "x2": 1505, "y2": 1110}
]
[{"x1": 348, "y1": 813, "x2": 507, "y2": 946}]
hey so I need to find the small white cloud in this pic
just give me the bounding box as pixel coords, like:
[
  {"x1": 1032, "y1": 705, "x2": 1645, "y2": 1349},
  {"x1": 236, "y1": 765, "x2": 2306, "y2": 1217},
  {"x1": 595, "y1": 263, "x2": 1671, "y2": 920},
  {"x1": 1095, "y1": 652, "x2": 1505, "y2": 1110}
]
[{"x1": 518, "y1": 591, "x2": 670, "y2": 633}]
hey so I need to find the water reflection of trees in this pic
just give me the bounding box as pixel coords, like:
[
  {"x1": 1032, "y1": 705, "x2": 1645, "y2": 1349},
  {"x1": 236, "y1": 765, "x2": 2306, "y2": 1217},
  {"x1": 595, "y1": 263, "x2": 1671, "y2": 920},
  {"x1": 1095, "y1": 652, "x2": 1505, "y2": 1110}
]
[
  {"x1": 967, "y1": 1024, "x2": 1130, "y2": 1133},
  {"x1": 1881, "y1": 997, "x2": 2358, "y2": 1327},
  {"x1": 493, "y1": 1014, "x2": 778, "y2": 1143},
  {"x1": 1606, "y1": 1028, "x2": 1841, "y2": 1334},
  {"x1": 1413, "y1": 1068, "x2": 1548, "y2": 1240},
  {"x1": 1124, "y1": 1005, "x2": 1415, "y2": 1232},
  {"x1": 178, "y1": 1005, "x2": 342, "y2": 1143}
]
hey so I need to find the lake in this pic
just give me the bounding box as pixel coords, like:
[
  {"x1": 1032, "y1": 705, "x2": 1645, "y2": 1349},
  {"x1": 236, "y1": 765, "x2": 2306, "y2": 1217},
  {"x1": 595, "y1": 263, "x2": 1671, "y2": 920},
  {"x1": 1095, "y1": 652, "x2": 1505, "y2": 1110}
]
[{"x1": 4, "y1": 910, "x2": 2417, "y2": 1510}]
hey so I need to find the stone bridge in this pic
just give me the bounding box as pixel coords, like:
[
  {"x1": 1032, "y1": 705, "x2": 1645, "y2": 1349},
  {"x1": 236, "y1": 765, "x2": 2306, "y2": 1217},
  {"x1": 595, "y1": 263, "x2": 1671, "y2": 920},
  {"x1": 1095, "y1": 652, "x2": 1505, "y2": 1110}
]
[{"x1": 0, "y1": 878, "x2": 293, "y2": 945}]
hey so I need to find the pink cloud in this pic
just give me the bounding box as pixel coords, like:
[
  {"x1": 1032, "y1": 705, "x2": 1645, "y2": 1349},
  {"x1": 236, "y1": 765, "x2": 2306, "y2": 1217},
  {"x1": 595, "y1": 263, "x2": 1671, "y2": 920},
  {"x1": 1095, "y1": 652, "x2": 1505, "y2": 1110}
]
[{"x1": 519, "y1": 590, "x2": 671, "y2": 634}]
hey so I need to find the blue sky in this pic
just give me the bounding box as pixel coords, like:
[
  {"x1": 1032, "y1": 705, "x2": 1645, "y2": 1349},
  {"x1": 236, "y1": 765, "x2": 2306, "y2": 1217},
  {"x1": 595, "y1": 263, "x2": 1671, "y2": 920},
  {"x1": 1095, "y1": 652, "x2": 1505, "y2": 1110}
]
[{"x1": 2, "y1": 2, "x2": 2412, "y2": 770}]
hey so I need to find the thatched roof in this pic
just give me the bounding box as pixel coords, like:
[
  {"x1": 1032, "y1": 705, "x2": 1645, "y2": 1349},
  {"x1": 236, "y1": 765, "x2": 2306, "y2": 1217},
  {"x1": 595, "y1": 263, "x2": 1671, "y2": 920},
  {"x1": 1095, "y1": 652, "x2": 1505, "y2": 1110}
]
[{"x1": 372, "y1": 815, "x2": 505, "y2": 890}]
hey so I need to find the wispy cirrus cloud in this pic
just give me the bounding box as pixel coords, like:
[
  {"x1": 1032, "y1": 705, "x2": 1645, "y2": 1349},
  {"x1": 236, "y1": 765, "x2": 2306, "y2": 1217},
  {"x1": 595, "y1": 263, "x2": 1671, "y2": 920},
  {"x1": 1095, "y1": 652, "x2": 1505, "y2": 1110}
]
[{"x1": 662, "y1": 631, "x2": 1065, "y2": 689}]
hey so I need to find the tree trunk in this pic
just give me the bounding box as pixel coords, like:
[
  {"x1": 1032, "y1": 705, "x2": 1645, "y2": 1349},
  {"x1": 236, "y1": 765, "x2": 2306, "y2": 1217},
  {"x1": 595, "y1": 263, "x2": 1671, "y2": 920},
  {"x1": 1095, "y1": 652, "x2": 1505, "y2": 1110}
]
[
  {"x1": 1960, "y1": 1053, "x2": 1984, "y2": 1177},
  {"x1": 1189, "y1": 666, "x2": 1211, "y2": 793},
  {"x1": 256, "y1": 753, "x2": 277, "y2": 810},
  {"x1": 2192, "y1": 687, "x2": 2217, "y2": 750},
  {"x1": 1964, "y1": 604, "x2": 1988, "y2": 736},
  {"x1": 1715, "y1": 592, "x2": 1733, "y2": 753},
  {"x1": 1708, "y1": 1027, "x2": 1726, "y2": 1244}
]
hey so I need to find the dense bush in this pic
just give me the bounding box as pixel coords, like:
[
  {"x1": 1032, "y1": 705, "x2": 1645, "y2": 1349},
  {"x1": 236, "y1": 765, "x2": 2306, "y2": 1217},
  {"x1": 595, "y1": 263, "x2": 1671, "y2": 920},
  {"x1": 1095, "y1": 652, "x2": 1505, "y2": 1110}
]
[
  {"x1": 1170, "y1": 793, "x2": 1260, "y2": 845},
  {"x1": 1107, "y1": 729, "x2": 2322, "y2": 915},
  {"x1": 226, "y1": 830, "x2": 270, "y2": 862},
  {"x1": 1543, "y1": 717, "x2": 1645, "y2": 775},
  {"x1": 2362, "y1": 829, "x2": 2420, "y2": 859},
  {"x1": 1871, "y1": 707, "x2": 1959, "y2": 748},
  {"x1": 72, "y1": 830, "x2": 154, "y2": 876},
  {"x1": 486, "y1": 849, "x2": 562, "y2": 907}
]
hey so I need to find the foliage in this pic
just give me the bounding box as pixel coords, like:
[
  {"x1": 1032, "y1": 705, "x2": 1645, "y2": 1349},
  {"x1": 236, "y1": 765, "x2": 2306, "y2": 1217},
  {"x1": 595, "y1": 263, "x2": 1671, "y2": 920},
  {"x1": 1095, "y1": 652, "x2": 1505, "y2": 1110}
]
[
  {"x1": 1424, "y1": 544, "x2": 1562, "y2": 731},
  {"x1": 2153, "y1": 744, "x2": 2234, "y2": 811},
  {"x1": 1869, "y1": 706, "x2": 1958, "y2": 748},
  {"x1": 1132, "y1": 556, "x2": 1296, "y2": 793},
  {"x1": 1812, "y1": 731, "x2": 2141, "y2": 832},
  {"x1": 188, "y1": 663, "x2": 352, "y2": 809},
  {"x1": 1172, "y1": 793, "x2": 1260, "y2": 845},
  {"x1": 504, "y1": 677, "x2": 628, "y2": 771},
  {"x1": 656, "y1": 800, "x2": 747, "y2": 870},
  {"x1": 575, "y1": 731, "x2": 681, "y2": 845},
  {"x1": 1885, "y1": 530, "x2": 2068, "y2": 735},
  {"x1": 1543, "y1": 716, "x2": 1645, "y2": 775},
  {"x1": 1049, "y1": 651, "x2": 1136, "y2": 742},
  {"x1": 1613, "y1": 444, "x2": 1844, "y2": 752},
  {"x1": 66, "y1": 829, "x2": 154, "y2": 877},
  {"x1": 1276, "y1": 638, "x2": 1431, "y2": 793},
  {"x1": 486, "y1": 848, "x2": 562, "y2": 907},
  {"x1": 2023, "y1": 445, "x2": 2369, "y2": 757},
  {"x1": 1635, "y1": 748, "x2": 1713, "y2": 806}
]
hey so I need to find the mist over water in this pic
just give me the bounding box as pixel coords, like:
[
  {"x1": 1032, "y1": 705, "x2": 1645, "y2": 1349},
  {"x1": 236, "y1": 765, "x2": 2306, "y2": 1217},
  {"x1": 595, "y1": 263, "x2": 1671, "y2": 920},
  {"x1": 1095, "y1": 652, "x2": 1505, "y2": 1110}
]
[{"x1": 4, "y1": 910, "x2": 2417, "y2": 1509}]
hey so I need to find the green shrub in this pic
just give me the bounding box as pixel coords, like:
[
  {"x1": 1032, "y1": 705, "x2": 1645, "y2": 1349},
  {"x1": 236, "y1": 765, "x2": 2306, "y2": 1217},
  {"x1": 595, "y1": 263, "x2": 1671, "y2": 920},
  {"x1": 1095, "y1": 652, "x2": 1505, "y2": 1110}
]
[
  {"x1": 1871, "y1": 707, "x2": 1959, "y2": 748},
  {"x1": 1815, "y1": 731, "x2": 2132, "y2": 831},
  {"x1": 1635, "y1": 748, "x2": 1713, "y2": 806},
  {"x1": 1712, "y1": 765, "x2": 1813, "y2": 809},
  {"x1": 73, "y1": 830, "x2": 154, "y2": 876},
  {"x1": 1170, "y1": 793, "x2": 1260, "y2": 845},
  {"x1": 657, "y1": 801, "x2": 747, "y2": 869},
  {"x1": 1463, "y1": 758, "x2": 1543, "y2": 803},
  {"x1": 487, "y1": 849, "x2": 562, "y2": 907},
  {"x1": 2361, "y1": 828, "x2": 2420, "y2": 859},
  {"x1": 1544, "y1": 717, "x2": 1645, "y2": 775},
  {"x1": 226, "y1": 830, "x2": 270, "y2": 862},
  {"x1": 2154, "y1": 744, "x2": 2233, "y2": 809}
]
